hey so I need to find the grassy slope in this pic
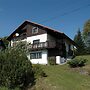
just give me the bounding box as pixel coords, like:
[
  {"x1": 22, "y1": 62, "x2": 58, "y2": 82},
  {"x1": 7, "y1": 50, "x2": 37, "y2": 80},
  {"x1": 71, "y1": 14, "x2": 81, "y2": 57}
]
[{"x1": 31, "y1": 55, "x2": 90, "y2": 90}]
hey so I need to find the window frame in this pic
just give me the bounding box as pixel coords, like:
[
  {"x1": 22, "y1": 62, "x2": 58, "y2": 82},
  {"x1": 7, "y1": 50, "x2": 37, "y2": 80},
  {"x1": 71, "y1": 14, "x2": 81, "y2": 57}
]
[
  {"x1": 32, "y1": 27, "x2": 38, "y2": 34},
  {"x1": 30, "y1": 52, "x2": 42, "y2": 59},
  {"x1": 33, "y1": 39, "x2": 40, "y2": 44}
]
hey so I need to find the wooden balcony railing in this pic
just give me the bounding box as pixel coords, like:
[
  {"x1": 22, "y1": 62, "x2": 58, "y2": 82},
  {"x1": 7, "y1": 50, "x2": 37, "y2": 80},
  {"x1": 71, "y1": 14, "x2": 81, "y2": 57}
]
[{"x1": 27, "y1": 41, "x2": 56, "y2": 50}]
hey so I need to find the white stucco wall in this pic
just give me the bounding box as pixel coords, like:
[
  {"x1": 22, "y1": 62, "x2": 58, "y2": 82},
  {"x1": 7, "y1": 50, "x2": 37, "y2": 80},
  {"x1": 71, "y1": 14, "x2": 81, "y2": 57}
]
[
  {"x1": 27, "y1": 50, "x2": 48, "y2": 65},
  {"x1": 10, "y1": 38, "x2": 27, "y2": 47},
  {"x1": 27, "y1": 33, "x2": 47, "y2": 44}
]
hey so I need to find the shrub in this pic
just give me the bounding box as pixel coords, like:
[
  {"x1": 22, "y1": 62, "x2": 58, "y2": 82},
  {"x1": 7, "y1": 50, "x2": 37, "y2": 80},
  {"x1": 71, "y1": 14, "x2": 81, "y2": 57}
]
[
  {"x1": 67, "y1": 59, "x2": 79, "y2": 68},
  {"x1": 0, "y1": 48, "x2": 34, "y2": 89},
  {"x1": 67, "y1": 58, "x2": 87, "y2": 68},
  {"x1": 48, "y1": 57, "x2": 56, "y2": 65},
  {"x1": 32, "y1": 64, "x2": 47, "y2": 79},
  {"x1": 78, "y1": 58, "x2": 87, "y2": 67}
]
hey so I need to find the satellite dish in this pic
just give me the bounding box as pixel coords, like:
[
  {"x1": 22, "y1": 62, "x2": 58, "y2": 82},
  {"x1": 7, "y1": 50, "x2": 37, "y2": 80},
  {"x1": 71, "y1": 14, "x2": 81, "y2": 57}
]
[{"x1": 16, "y1": 33, "x2": 19, "y2": 36}]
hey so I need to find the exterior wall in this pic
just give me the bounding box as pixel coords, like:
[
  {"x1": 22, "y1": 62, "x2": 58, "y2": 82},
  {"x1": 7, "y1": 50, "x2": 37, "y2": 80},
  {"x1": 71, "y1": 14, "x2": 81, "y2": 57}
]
[
  {"x1": 27, "y1": 50, "x2": 48, "y2": 64},
  {"x1": 48, "y1": 48, "x2": 62, "y2": 57},
  {"x1": 10, "y1": 38, "x2": 27, "y2": 47},
  {"x1": 65, "y1": 39, "x2": 74, "y2": 57},
  {"x1": 65, "y1": 41, "x2": 74, "y2": 51},
  {"x1": 65, "y1": 41, "x2": 69, "y2": 52},
  {"x1": 27, "y1": 33, "x2": 47, "y2": 44},
  {"x1": 47, "y1": 34, "x2": 56, "y2": 41},
  {"x1": 26, "y1": 33, "x2": 48, "y2": 64}
]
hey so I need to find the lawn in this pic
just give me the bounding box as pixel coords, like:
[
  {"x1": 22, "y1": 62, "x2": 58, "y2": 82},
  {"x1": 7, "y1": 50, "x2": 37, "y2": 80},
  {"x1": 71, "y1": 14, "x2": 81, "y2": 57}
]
[{"x1": 30, "y1": 55, "x2": 90, "y2": 90}]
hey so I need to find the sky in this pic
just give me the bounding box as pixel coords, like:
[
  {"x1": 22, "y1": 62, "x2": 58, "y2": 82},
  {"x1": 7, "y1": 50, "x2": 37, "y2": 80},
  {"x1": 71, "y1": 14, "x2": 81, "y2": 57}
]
[{"x1": 0, "y1": 0, "x2": 90, "y2": 39}]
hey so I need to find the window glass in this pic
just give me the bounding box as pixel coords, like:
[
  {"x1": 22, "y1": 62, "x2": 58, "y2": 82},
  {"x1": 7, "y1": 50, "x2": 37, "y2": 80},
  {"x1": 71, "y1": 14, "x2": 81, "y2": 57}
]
[
  {"x1": 32, "y1": 27, "x2": 38, "y2": 34},
  {"x1": 33, "y1": 39, "x2": 40, "y2": 44},
  {"x1": 30, "y1": 52, "x2": 42, "y2": 59}
]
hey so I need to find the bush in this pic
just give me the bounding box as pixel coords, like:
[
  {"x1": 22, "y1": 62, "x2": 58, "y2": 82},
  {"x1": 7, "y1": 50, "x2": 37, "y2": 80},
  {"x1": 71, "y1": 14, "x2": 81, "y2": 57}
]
[
  {"x1": 0, "y1": 48, "x2": 34, "y2": 89},
  {"x1": 48, "y1": 57, "x2": 56, "y2": 65},
  {"x1": 32, "y1": 64, "x2": 47, "y2": 79},
  {"x1": 67, "y1": 58, "x2": 87, "y2": 68},
  {"x1": 78, "y1": 58, "x2": 87, "y2": 67}
]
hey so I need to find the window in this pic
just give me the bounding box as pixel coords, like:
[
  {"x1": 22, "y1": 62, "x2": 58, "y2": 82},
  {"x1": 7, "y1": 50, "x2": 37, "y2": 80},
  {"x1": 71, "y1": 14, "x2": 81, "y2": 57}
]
[
  {"x1": 33, "y1": 39, "x2": 40, "y2": 44},
  {"x1": 30, "y1": 52, "x2": 42, "y2": 59},
  {"x1": 68, "y1": 44, "x2": 71, "y2": 51},
  {"x1": 32, "y1": 27, "x2": 38, "y2": 34},
  {"x1": 88, "y1": 32, "x2": 90, "y2": 36},
  {"x1": 0, "y1": 41, "x2": 1, "y2": 45}
]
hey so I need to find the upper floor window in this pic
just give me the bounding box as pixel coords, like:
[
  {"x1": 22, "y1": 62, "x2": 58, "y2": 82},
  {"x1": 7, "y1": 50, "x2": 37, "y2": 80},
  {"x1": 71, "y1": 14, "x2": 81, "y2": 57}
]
[
  {"x1": 32, "y1": 27, "x2": 38, "y2": 34},
  {"x1": 33, "y1": 39, "x2": 40, "y2": 44}
]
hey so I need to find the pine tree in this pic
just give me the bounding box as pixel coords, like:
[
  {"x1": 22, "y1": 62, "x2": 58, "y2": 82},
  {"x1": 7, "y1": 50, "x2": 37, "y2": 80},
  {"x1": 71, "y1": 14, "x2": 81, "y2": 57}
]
[
  {"x1": 74, "y1": 29, "x2": 86, "y2": 55},
  {"x1": 83, "y1": 19, "x2": 90, "y2": 39},
  {"x1": 82, "y1": 19, "x2": 90, "y2": 54}
]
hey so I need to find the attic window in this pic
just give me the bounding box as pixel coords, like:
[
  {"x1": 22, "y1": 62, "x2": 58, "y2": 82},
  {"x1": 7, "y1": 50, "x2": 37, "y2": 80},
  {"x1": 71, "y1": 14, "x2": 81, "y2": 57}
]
[{"x1": 32, "y1": 27, "x2": 38, "y2": 34}]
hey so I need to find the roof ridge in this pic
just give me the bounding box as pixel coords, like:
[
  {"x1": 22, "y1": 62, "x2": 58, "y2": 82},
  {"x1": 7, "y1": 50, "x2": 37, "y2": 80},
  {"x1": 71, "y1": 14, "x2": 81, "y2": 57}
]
[{"x1": 25, "y1": 20, "x2": 63, "y2": 34}]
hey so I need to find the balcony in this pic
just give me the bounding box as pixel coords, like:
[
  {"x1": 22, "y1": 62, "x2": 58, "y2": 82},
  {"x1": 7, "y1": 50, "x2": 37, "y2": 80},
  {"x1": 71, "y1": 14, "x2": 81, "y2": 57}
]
[{"x1": 27, "y1": 41, "x2": 57, "y2": 51}]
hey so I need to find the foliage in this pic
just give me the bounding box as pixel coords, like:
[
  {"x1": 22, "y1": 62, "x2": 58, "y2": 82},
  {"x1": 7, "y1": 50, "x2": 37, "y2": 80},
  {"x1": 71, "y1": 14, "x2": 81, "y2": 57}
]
[
  {"x1": 82, "y1": 19, "x2": 90, "y2": 50},
  {"x1": 48, "y1": 57, "x2": 56, "y2": 65},
  {"x1": 0, "y1": 47, "x2": 34, "y2": 89},
  {"x1": 67, "y1": 58, "x2": 87, "y2": 68},
  {"x1": 32, "y1": 64, "x2": 47, "y2": 79},
  {"x1": 0, "y1": 40, "x2": 6, "y2": 51},
  {"x1": 74, "y1": 29, "x2": 86, "y2": 55},
  {"x1": 0, "y1": 36, "x2": 9, "y2": 48},
  {"x1": 83, "y1": 19, "x2": 90, "y2": 39},
  {"x1": 85, "y1": 47, "x2": 90, "y2": 54},
  {"x1": 0, "y1": 87, "x2": 20, "y2": 90}
]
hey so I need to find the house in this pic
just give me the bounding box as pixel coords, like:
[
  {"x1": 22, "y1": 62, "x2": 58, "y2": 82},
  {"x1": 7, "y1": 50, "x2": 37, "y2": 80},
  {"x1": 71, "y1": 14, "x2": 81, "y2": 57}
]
[
  {"x1": 0, "y1": 39, "x2": 6, "y2": 50},
  {"x1": 7, "y1": 21, "x2": 76, "y2": 64}
]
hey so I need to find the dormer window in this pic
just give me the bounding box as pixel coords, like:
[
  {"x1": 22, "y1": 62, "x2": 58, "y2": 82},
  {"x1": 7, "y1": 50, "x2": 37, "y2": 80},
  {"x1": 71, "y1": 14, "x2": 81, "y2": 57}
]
[{"x1": 32, "y1": 27, "x2": 38, "y2": 34}]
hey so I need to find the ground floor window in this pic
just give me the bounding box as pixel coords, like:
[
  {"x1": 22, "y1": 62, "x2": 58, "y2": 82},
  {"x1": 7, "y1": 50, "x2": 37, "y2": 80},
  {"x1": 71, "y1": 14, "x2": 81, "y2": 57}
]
[{"x1": 30, "y1": 52, "x2": 42, "y2": 59}]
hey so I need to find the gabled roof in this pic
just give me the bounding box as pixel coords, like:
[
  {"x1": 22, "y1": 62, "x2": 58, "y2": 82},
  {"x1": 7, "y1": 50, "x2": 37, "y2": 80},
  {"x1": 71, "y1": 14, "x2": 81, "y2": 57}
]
[{"x1": 7, "y1": 20, "x2": 76, "y2": 46}]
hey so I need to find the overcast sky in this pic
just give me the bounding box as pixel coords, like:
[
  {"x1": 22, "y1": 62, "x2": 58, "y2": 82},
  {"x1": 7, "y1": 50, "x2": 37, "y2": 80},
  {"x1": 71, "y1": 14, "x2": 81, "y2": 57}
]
[{"x1": 0, "y1": 0, "x2": 90, "y2": 39}]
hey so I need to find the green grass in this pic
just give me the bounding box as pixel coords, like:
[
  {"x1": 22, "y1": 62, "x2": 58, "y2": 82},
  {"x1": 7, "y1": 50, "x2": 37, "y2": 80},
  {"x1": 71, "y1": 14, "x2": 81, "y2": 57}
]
[{"x1": 30, "y1": 55, "x2": 90, "y2": 90}]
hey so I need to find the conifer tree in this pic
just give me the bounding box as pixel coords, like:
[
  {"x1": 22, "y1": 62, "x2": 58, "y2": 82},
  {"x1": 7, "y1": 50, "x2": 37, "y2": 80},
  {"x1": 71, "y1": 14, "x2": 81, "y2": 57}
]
[
  {"x1": 83, "y1": 19, "x2": 90, "y2": 39},
  {"x1": 74, "y1": 29, "x2": 86, "y2": 55}
]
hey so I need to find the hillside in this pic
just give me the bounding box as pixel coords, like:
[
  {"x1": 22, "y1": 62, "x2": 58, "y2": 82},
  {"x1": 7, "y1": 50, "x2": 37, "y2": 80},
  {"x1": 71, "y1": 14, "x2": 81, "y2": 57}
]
[{"x1": 30, "y1": 55, "x2": 90, "y2": 90}]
